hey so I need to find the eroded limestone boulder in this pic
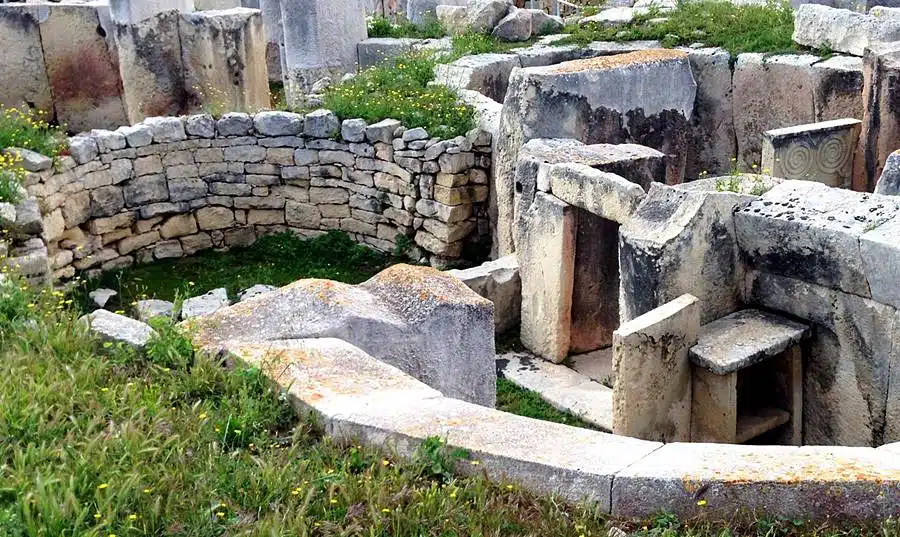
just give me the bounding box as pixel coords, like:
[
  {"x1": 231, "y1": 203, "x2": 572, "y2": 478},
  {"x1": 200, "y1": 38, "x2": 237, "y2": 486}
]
[
  {"x1": 80, "y1": 309, "x2": 156, "y2": 349},
  {"x1": 793, "y1": 4, "x2": 900, "y2": 57},
  {"x1": 188, "y1": 264, "x2": 496, "y2": 406}
]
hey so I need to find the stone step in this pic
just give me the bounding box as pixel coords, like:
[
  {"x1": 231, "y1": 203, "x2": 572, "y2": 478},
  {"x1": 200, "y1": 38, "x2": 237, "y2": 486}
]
[
  {"x1": 568, "y1": 347, "x2": 614, "y2": 386},
  {"x1": 496, "y1": 351, "x2": 613, "y2": 431},
  {"x1": 736, "y1": 407, "x2": 791, "y2": 444}
]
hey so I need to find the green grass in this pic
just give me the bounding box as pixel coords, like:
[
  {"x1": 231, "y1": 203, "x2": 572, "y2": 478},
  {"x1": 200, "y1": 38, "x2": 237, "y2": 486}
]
[
  {"x1": 0, "y1": 166, "x2": 23, "y2": 204},
  {"x1": 560, "y1": 0, "x2": 797, "y2": 55},
  {"x1": 368, "y1": 14, "x2": 446, "y2": 39},
  {"x1": 321, "y1": 52, "x2": 475, "y2": 139},
  {"x1": 446, "y1": 32, "x2": 538, "y2": 61},
  {"x1": 0, "y1": 105, "x2": 67, "y2": 159},
  {"x1": 78, "y1": 231, "x2": 394, "y2": 311},
  {"x1": 497, "y1": 378, "x2": 600, "y2": 430}
]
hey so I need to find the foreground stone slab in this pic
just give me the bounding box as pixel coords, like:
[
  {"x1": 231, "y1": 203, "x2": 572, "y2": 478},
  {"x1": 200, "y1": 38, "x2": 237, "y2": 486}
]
[
  {"x1": 612, "y1": 443, "x2": 900, "y2": 521},
  {"x1": 0, "y1": 6, "x2": 52, "y2": 113},
  {"x1": 497, "y1": 49, "x2": 696, "y2": 255},
  {"x1": 518, "y1": 193, "x2": 576, "y2": 363},
  {"x1": 497, "y1": 351, "x2": 613, "y2": 431},
  {"x1": 612, "y1": 294, "x2": 699, "y2": 442},
  {"x1": 80, "y1": 309, "x2": 156, "y2": 349},
  {"x1": 180, "y1": 8, "x2": 269, "y2": 114},
  {"x1": 189, "y1": 265, "x2": 496, "y2": 406},
  {"x1": 761, "y1": 118, "x2": 861, "y2": 188},
  {"x1": 446, "y1": 255, "x2": 521, "y2": 334}
]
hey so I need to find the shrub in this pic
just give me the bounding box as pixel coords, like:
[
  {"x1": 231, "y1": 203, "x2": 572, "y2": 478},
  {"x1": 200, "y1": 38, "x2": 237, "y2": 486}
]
[
  {"x1": 367, "y1": 14, "x2": 445, "y2": 39},
  {"x1": 322, "y1": 52, "x2": 475, "y2": 139},
  {"x1": 0, "y1": 105, "x2": 67, "y2": 159},
  {"x1": 0, "y1": 152, "x2": 25, "y2": 204}
]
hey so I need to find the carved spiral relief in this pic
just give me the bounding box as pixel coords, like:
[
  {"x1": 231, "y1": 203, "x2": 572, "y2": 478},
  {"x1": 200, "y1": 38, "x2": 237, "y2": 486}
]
[
  {"x1": 817, "y1": 134, "x2": 852, "y2": 174},
  {"x1": 779, "y1": 142, "x2": 814, "y2": 179},
  {"x1": 774, "y1": 132, "x2": 853, "y2": 185}
]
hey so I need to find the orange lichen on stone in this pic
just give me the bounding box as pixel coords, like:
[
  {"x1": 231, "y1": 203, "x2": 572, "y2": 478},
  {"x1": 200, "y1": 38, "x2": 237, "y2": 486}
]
[{"x1": 552, "y1": 49, "x2": 688, "y2": 73}]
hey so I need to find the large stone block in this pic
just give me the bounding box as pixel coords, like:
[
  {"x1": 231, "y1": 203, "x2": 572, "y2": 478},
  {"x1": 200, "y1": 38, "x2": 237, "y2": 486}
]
[
  {"x1": 0, "y1": 6, "x2": 52, "y2": 114},
  {"x1": 875, "y1": 149, "x2": 900, "y2": 195},
  {"x1": 793, "y1": 4, "x2": 900, "y2": 57},
  {"x1": 546, "y1": 163, "x2": 645, "y2": 224},
  {"x1": 407, "y1": 0, "x2": 466, "y2": 25},
  {"x1": 281, "y1": 0, "x2": 368, "y2": 105},
  {"x1": 115, "y1": 10, "x2": 187, "y2": 123},
  {"x1": 518, "y1": 193, "x2": 576, "y2": 363},
  {"x1": 259, "y1": 0, "x2": 284, "y2": 82},
  {"x1": 357, "y1": 37, "x2": 419, "y2": 70},
  {"x1": 682, "y1": 47, "x2": 735, "y2": 177},
  {"x1": 620, "y1": 180, "x2": 756, "y2": 325},
  {"x1": 40, "y1": 3, "x2": 128, "y2": 132},
  {"x1": 180, "y1": 8, "x2": 269, "y2": 114},
  {"x1": 496, "y1": 50, "x2": 696, "y2": 255},
  {"x1": 612, "y1": 294, "x2": 699, "y2": 443},
  {"x1": 812, "y1": 55, "x2": 864, "y2": 123},
  {"x1": 446, "y1": 255, "x2": 520, "y2": 333},
  {"x1": 110, "y1": 0, "x2": 193, "y2": 24},
  {"x1": 188, "y1": 264, "x2": 497, "y2": 406},
  {"x1": 857, "y1": 44, "x2": 900, "y2": 191},
  {"x1": 733, "y1": 53, "x2": 818, "y2": 170},
  {"x1": 434, "y1": 53, "x2": 521, "y2": 103},
  {"x1": 761, "y1": 118, "x2": 861, "y2": 188}
]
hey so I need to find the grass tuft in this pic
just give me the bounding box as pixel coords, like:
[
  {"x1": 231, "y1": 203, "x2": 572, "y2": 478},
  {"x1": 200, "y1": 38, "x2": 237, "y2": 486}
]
[
  {"x1": 0, "y1": 105, "x2": 67, "y2": 159},
  {"x1": 368, "y1": 14, "x2": 446, "y2": 39}
]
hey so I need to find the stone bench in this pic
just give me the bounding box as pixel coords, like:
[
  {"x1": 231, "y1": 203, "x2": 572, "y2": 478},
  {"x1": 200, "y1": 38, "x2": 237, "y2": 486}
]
[{"x1": 690, "y1": 309, "x2": 810, "y2": 445}]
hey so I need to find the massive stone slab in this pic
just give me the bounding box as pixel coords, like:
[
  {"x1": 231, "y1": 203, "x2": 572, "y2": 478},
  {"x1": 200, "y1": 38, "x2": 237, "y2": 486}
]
[
  {"x1": 620, "y1": 179, "x2": 759, "y2": 325},
  {"x1": 733, "y1": 53, "x2": 818, "y2": 170},
  {"x1": 357, "y1": 37, "x2": 418, "y2": 69},
  {"x1": 496, "y1": 50, "x2": 697, "y2": 255},
  {"x1": 875, "y1": 149, "x2": 900, "y2": 195},
  {"x1": 281, "y1": 0, "x2": 368, "y2": 106},
  {"x1": 857, "y1": 44, "x2": 900, "y2": 191},
  {"x1": 39, "y1": 3, "x2": 128, "y2": 132},
  {"x1": 793, "y1": 4, "x2": 900, "y2": 57},
  {"x1": 0, "y1": 6, "x2": 52, "y2": 114},
  {"x1": 259, "y1": 0, "x2": 284, "y2": 82},
  {"x1": 761, "y1": 118, "x2": 861, "y2": 188},
  {"x1": 446, "y1": 255, "x2": 520, "y2": 334},
  {"x1": 434, "y1": 53, "x2": 521, "y2": 104},
  {"x1": 682, "y1": 47, "x2": 735, "y2": 177},
  {"x1": 110, "y1": 0, "x2": 193, "y2": 24},
  {"x1": 518, "y1": 192, "x2": 576, "y2": 363},
  {"x1": 812, "y1": 55, "x2": 864, "y2": 123},
  {"x1": 115, "y1": 10, "x2": 187, "y2": 122},
  {"x1": 407, "y1": 0, "x2": 466, "y2": 24},
  {"x1": 612, "y1": 294, "x2": 699, "y2": 443},
  {"x1": 546, "y1": 163, "x2": 645, "y2": 225},
  {"x1": 180, "y1": 8, "x2": 269, "y2": 114},
  {"x1": 189, "y1": 264, "x2": 497, "y2": 406}
]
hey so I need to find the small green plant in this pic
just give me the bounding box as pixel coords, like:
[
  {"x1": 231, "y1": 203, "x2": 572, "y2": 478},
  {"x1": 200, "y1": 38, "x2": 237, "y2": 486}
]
[
  {"x1": 393, "y1": 233, "x2": 414, "y2": 258},
  {"x1": 0, "y1": 105, "x2": 67, "y2": 158},
  {"x1": 715, "y1": 175, "x2": 743, "y2": 193},
  {"x1": 0, "y1": 164, "x2": 24, "y2": 204},
  {"x1": 321, "y1": 52, "x2": 475, "y2": 139},
  {"x1": 414, "y1": 436, "x2": 470, "y2": 483},
  {"x1": 144, "y1": 316, "x2": 195, "y2": 370},
  {"x1": 368, "y1": 14, "x2": 445, "y2": 39}
]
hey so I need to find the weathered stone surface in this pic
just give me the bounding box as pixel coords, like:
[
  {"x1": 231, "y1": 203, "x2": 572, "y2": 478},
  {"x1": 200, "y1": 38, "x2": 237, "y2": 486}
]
[
  {"x1": 88, "y1": 288, "x2": 117, "y2": 309},
  {"x1": 492, "y1": 7, "x2": 532, "y2": 41},
  {"x1": 40, "y1": 4, "x2": 128, "y2": 132},
  {"x1": 860, "y1": 214, "x2": 900, "y2": 310},
  {"x1": 239, "y1": 283, "x2": 277, "y2": 301},
  {"x1": 134, "y1": 299, "x2": 175, "y2": 321},
  {"x1": 181, "y1": 287, "x2": 230, "y2": 319},
  {"x1": 875, "y1": 149, "x2": 900, "y2": 195},
  {"x1": 304, "y1": 109, "x2": 341, "y2": 138},
  {"x1": 613, "y1": 294, "x2": 699, "y2": 442},
  {"x1": 620, "y1": 180, "x2": 756, "y2": 325},
  {"x1": 497, "y1": 50, "x2": 697, "y2": 255},
  {"x1": 143, "y1": 116, "x2": 187, "y2": 143},
  {"x1": 546, "y1": 163, "x2": 645, "y2": 224},
  {"x1": 812, "y1": 55, "x2": 864, "y2": 123},
  {"x1": 691, "y1": 309, "x2": 811, "y2": 375},
  {"x1": 69, "y1": 136, "x2": 99, "y2": 165},
  {"x1": 115, "y1": 10, "x2": 187, "y2": 123},
  {"x1": 580, "y1": 7, "x2": 634, "y2": 26},
  {"x1": 407, "y1": 0, "x2": 466, "y2": 25},
  {"x1": 124, "y1": 175, "x2": 169, "y2": 206},
  {"x1": 518, "y1": 193, "x2": 576, "y2": 363},
  {"x1": 5, "y1": 147, "x2": 51, "y2": 173},
  {"x1": 733, "y1": 53, "x2": 818, "y2": 169},
  {"x1": 446, "y1": 255, "x2": 520, "y2": 333},
  {"x1": 434, "y1": 53, "x2": 521, "y2": 103},
  {"x1": 80, "y1": 309, "x2": 156, "y2": 349},
  {"x1": 858, "y1": 44, "x2": 900, "y2": 191},
  {"x1": 761, "y1": 118, "x2": 862, "y2": 188},
  {"x1": 682, "y1": 47, "x2": 735, "y2": 177},
  {"x1": 109, "y1": 0, "x2": 193, "y2": 24},
  {"x1": 0, "y1": 6, "x2": 52, "y2": 114},
  {"x1": 528, "y1": 9, "x2": 563, "y2": 35},
  {"x1": 612, "y1": 443, "x2": 900, "y2": 521},
  {"x1": 793, "y1": 4, "x2": 900, "y2": 57},
  {"x1": 180, "y1": 8, "x2": 270, "y2": 114},
  {"x1": 497, "y1": 351, "x2": 613, "y2": 431},
  {"x1": 186, "y1": 113, "x2": 216, "y2": 138},
  {"x1": 357, "y1": 37, "x2": 418, "y2": 69},
  {"x1": 189, "y1": 264, "x2": 496, "y2": 406},
  {"x1": 436, "y1": 5, "x2": 468, "y2": 35},
  {"x1": 118, "y1": 124, "x2": 154, "y2": 147},
  {"x1": 467, "y1": 0, "x2": 511, "y2": 33}
]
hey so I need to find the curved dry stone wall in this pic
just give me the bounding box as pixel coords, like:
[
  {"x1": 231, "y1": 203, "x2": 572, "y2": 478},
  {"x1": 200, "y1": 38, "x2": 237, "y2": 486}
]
[{"x1": 17, "y1": 110, "x2": 491, "y2": 280}]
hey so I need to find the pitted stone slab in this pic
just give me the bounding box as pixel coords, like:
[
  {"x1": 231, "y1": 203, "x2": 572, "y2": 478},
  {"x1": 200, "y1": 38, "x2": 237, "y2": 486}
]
[
  {"x1": 612, "y1": 443, "x2": 900, "y2": 521},
  {"x1": 691, "y1": 309, "x2": 811, "y2": 375},
  {"x1": 497, "y1": 352, "x2": 613, "y2": 431},
  {"x1": 188, "y1": 264, "x2": 496, "y2": 406},
  {"x1": 736, "y1": 181, "x2": 900, "y2": 297}
]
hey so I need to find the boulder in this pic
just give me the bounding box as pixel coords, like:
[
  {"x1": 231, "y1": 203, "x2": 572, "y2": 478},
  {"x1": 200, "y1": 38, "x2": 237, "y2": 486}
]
[
  {"x1": 434, "y1": 53, "x2": 521, "y2": 103},
  {"x1": 446, "y1": 255, "x2": 520, "y2": 333},
  {"x1": 89, "y1": 288, "x2": 118, "y2": 308},
  {"x1": 492, "y1": 7, "x2": 532, "y2": 42},
  {"x1": 253, "y1": 110, "x2": 304, "y2": 136},
  {"x1": 4, "y1": 147, "x2": 51, "y2": 172},
  {"x1": 134, "y1": 299, "x2": 175, "y2": 321},
  {"x1": 793, "y1": 4, "x2": 900, "y2": 57},
  {"x1": 181, "y1": 288, "x2": 230, "y2": 319},
  {"x1": 467, "y1": 0, "x2": 511, "y2": 33},
  {"x1": 80, "y1": 309, "x2": 156, "y2": 350},
  {"x1": 496, "y1": 50, "x2": 696, "y2": 255},
  {"x1": 875, "y1": 149, "x2": 900, "y2": 195},
  {"x1": 436, "y1": 5, "x2": 469, "y2": 35},
  {"x1": 528, "y1": 9, "x2": 563, "y2": 35},
  {"x1": 188, "y1": 264, "x2": 497, "y2": 406}
]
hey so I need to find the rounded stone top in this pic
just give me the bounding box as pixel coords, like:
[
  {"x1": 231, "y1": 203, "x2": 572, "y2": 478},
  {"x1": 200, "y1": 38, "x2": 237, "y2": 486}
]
[{"x1": 552, "y1": 48, "x2": 689, "y2": 73}]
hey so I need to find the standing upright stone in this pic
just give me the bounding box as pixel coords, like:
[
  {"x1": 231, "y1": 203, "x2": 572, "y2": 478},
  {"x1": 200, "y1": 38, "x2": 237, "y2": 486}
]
[
  {"x1": 280, "y1": 0, "x2": 368, "y2": 107},
  {"x1": 0, "y1": 6, "x2": 52, "y2": 114},
  {"x1": 39, "y1": 4, "x2": 128, "y2": 132},
  {"x1": 259, "y1": 0, "x2": 285, "y2": 83},
  {"x1": 875, "y1": 149, "x2": 900, "y2": 196},
  {"x1": 857, "y1": 44, "x2": 900, "y2": 191},
  {"x1": 180, "y1": 8, "x2": 270, "y2": 114},
  {"x1": 114, "y1": 10, "x2": 187, "y2": 123},
  {"x1": 612, "y1": 294, "x2": 699, "y2": 443}
]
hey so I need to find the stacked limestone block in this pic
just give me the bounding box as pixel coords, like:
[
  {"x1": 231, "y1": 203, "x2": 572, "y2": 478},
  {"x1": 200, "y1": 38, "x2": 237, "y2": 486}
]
[
  {"x1": 21, "y1": 110, "x2": 491, "y2": 280},
  {"x1": 0, "y1": 149, "x2": 53, "y2": 286}
]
